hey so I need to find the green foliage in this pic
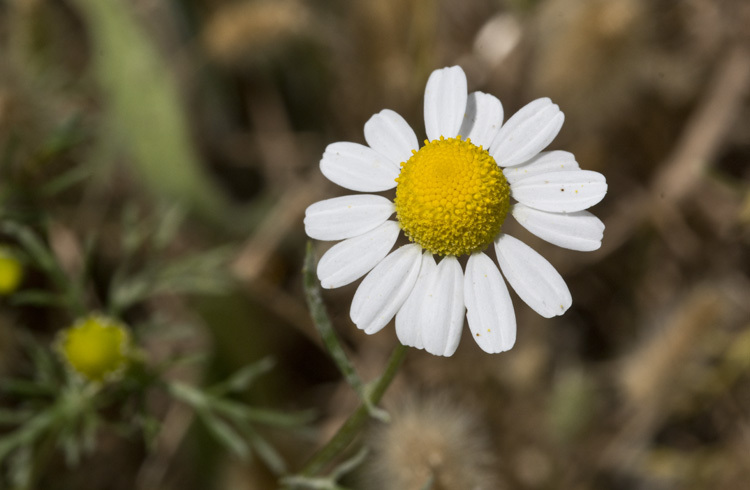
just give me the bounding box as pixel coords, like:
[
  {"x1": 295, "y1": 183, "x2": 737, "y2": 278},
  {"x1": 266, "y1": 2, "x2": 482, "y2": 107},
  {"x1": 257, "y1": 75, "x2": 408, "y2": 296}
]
[
  {"x1": 1, "y1": 220, "x2": 87, "y2": 315},
  {"x1": 0, "y1": 201, "x2": 303, "y2": 488},
  {"x1": 281, "y1": 447, "x2": 369, "y2": 490},
  {"x1": 108, "y1": 245, "x2": 235, "y2": 314},
  {"x1": 169, "y1": 359, "x2": 314, "y2": 474},
  {"x1": 0, "y1": 336, "x2": 100, "y2": 485},
  {"x1": 302, "y1": 242, "x2": 389, "y2": 422},
  {"x1": 106, "y1": 203, "x2": 235, "y2": 315},
  {"x1": 70, "y1": 0, "x2": 227, "y2": 218},
  {"x1": 0, "y1": 327, "x2": 312, "y2": 488}
]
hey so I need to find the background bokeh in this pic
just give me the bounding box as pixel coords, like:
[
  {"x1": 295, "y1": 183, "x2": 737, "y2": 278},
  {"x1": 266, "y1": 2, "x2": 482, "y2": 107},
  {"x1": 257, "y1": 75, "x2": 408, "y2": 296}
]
[{"x1": 1, "y1": 0, "x2": 749, "y2": 488}]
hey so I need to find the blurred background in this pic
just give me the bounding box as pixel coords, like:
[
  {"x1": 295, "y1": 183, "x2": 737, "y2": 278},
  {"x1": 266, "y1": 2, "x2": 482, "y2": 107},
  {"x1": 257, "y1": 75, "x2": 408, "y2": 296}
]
[{"x1": 1, "y1": 0, "x2": 749, "y2": 488}]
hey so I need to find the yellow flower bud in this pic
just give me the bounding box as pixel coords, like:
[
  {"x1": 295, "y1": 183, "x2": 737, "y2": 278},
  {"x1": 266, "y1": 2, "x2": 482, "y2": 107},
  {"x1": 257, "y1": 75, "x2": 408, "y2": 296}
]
[
  {"x1": 0, "y1": 247, "x2": 24, "y2": 295},
  {"x1": 57, "y1": 315, "x2": 132, "y2": 383}
]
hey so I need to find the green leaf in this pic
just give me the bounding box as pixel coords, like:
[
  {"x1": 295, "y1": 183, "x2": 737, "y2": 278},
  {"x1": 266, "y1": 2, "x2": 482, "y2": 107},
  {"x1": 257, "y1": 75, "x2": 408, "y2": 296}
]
[
  {"x1": 153, "y1": 204, "x2": 187, "y2": 252},
  {"x1": 0, "y1": 222, "x2": 86, "y2": 315},
  {"x1": 119, "y1": 203, "x2": 149, "y2": 257},
  {"x1": 150, "y1": 247, "x2": 234, "y2": 296},
  {"x1": 208, "y1": 357, "x2": 275, "y2": 397},
  {"x1": 25, "y1": 334, "x2": 62, "y2": 387},
  {"x1": 243, "y1": 425, "x2": 287, "y2": 476},
  {"x1": 108, "y1": 274, "x2": 151, "y2": 313},
  {"x1": 0, "y1": 222, "x2": 57, "y2": 275},
  {"x1": 0, "y1": 379, "x2": 56, "y2": 398},
  {"x1": 9, "y1": 290, "x2": 66, "y2": 307},
  {"x1": 168, "y1": 382, "x2": 209, "y2": 410},
  {"x1": 152, "y1": 352, "x2": 206, "y2": 375},
  {"x1": 281, "y1": 448, "x2": 367, "y2": 490},
  {"x1": 70, "y1": 0, "x2": 227, "y2": 217},
  {"x1": 212, "y1": 399, "x2": 314, "y2": 428},
  {"x1": 197, "y1": 409, "x2": 249, "y2": 460},
  {"x1": 109, "y1": 247, "x2": 233, "y2": 312},
  {"x1": 0, "y1": 409, "x2": 56, "y2": 462},
  {"x1": 329, "y1": 447, "x2": 368, "y2": 481},
  {"x1": 7, "y1": 445, "x2": 33, "y2": 489},
  {"x1": 39, "y1": 161, "x2": 94, "y2": 197}
]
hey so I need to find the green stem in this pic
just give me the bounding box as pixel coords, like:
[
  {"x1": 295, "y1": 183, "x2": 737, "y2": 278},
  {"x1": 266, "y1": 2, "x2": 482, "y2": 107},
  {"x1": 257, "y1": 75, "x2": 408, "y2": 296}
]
[
  {"x1": 302, "y1": 243, "x2": 366, "y2": 399},
  {"x1": 299, "y1": 343, "x2": 407, "y2": 477}
]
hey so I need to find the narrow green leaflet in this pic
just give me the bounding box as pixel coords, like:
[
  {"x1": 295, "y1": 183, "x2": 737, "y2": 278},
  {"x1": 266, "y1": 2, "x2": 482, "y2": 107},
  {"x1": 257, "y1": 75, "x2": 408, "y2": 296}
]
[
  {"x1": 208, "y1": 357, "x2": 276, "y2": 397},
  {"x1": 196, "y1": 408, "x2": 250, "y2": 460}
]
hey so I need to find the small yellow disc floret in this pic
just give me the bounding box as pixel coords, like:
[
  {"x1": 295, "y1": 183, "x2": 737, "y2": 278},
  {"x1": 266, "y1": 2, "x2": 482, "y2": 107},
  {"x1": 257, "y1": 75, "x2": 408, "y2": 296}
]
[
  {"x1": 395, "y1": 136, "x2": 510, "y2": 256},
  {"x1": 58, "y1": 315, "x2": 132, "y2": 383},
  {"x1": 0, "y1": 247, "x2": 23, "y2": 295}
]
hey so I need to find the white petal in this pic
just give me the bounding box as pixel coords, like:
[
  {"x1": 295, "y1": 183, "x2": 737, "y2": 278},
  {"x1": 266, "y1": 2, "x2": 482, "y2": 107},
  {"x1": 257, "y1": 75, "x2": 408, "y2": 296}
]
[
  {"x1": 458, "y1": 91, "x2": 504, "y2": 149},
  {"x1": 424, "y1": 66, "x2": 468, "y2": 142},
  {"x1": 395, "y1": 252, "x2": 436, "y2": 351},
  {"x1": 494, "y1": 234, "x2": 571, "y2": 318},
  {"x1": 350, "y1": 244, "x2": 422, "y2": 335},
  {"x1": 511, "y1": 170, "x2": 607, "y2": 213},
  {"x1": 364, "y1": 109, "x2": 419, "y2": 166},
  {"x1": 511, "y1": 204, "x2": 604, "y2": 251},
  {"x1": 503, "y1": 151, "x2": 579, "y2": 185},
  {"x1": 415, "y1": 256, "x2": 465, "y2": 357},
  {"x1": 490, "y1": 98, "x2": 564, "y2": 167},
  {"x1": 317, "y1": 221, "x2": 400, "y2": 289},
  {"x1": 320, "y1": 142, "x2": 400, "y2": 192},
  {"x1": 305, "y1": 195, "x2": 395, "y2": 241},
  {"x1": 464, "y1": 253, "x2": 516, "y2": 353}
]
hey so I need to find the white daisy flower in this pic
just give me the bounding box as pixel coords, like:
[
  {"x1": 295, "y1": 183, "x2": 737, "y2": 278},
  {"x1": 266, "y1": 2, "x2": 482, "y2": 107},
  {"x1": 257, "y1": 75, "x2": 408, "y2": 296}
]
[{"x1": 305, "y1": 66, "x2": 607, "y2": 356}]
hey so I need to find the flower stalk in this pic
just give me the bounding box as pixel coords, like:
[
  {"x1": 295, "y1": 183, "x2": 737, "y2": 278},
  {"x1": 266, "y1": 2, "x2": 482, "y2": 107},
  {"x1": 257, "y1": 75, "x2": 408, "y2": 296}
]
[
  {"x1": 299, "y1": 242, "x2": 408, "y2": 477},
  {"x1": 303, "y1": 242, "x2": 390, "y2": 421},
  {"x1": 298, "y1": 343, "x2": 406, "y2": 478}
]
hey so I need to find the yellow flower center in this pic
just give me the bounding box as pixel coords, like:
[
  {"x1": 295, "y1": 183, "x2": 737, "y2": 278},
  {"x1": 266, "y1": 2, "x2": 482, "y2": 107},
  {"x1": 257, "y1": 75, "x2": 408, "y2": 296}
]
[
  {"x1": 394, "y1": 136, "x2": 510, "y2": 256},
  {"x1": 58, "y1": 315, "x2": 131, "y2": 383}
]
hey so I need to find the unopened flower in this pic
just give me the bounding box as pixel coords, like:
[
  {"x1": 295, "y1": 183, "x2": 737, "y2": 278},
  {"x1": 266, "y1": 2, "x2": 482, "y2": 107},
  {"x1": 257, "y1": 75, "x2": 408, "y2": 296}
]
[
  {"x1": 305, "y1": 66, "x2": 607, "y2": 356},
  {"x1": 365, "y1": 394, "x2": 499, "y2": 490},
  {"x1": 0, "y1": 247, "x2": 24, "y2": 295},
  {"x1": 57, "y1": 314, "x2": 132, "y2": 383}
]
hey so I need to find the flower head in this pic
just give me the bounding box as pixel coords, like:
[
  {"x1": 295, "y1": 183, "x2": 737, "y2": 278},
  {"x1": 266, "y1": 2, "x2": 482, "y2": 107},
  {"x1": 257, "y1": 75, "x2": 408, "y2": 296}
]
[
  {"x1": 57, "y1": 314, "x2": 132, "y2": 383},
  {"x1": 305, "y1": 66, "x2": 607, "y2": 356},
  {"x1": 0, "y1": 247, "x2": 24, "y2": 295},
  {"x1": 365, "y1": 394, "x2": 498, "y2": 489}
]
